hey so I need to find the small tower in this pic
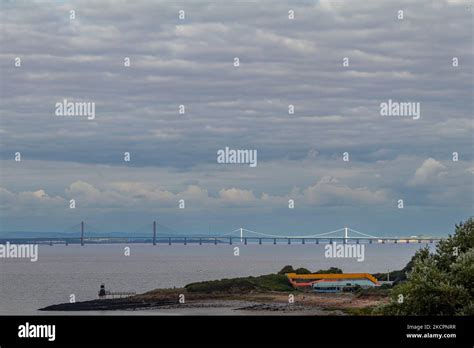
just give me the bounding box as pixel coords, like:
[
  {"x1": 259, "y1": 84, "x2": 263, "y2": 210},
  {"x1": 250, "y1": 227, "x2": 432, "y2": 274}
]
[{"x1": 98, "y1": 284, "x2": 106, "y2": 299}]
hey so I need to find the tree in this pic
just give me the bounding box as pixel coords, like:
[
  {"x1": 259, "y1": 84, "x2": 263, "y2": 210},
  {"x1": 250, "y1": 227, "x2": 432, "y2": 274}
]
[
  {"x1": 313, "y1": 267, "x2": 343, "y2": 274},
  {"x1": 379, "y1": 218, "x2": 473, "y2": 315},
  {"x1": 435, "y1": 218, "x2": 474, "y2": 272},
  {"x1": 294, "y1": 267, "x2": 311, "y2": 274},
  {"x1": 278, "y1": 265, "x2": 295, "y2": 274}
]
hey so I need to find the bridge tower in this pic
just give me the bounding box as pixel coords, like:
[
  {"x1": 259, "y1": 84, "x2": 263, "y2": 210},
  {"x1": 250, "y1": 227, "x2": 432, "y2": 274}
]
[
  {"x1": 344, "y1": 227, "x2": 348, "y2": 244},
  {"x1": 240, "y1": 227, "x2": 243, "y2": 243},
  {"x1": 81, "y1": 221, "x2": 84, "y2": 246}
]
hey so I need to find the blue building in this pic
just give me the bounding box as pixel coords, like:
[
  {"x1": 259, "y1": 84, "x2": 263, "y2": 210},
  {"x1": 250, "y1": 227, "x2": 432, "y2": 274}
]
[{"x1": 312, "y1": 279, "x2": 376, "y2": 293}]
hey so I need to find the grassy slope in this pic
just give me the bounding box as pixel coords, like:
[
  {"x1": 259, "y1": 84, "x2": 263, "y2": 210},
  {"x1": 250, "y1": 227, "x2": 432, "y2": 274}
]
[{"x1": 185, "y1": 273, "x2": 294, "y2": 293}]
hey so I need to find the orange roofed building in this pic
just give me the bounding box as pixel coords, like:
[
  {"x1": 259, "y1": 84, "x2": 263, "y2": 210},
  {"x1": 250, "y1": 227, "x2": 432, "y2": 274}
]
[{"x1": 286, "y1": 273, "x2": 379, "y2": 292}]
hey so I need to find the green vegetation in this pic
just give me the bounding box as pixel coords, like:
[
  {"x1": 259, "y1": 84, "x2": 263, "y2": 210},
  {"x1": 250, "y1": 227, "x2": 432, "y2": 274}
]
[
  {"x1": 185, "y1": 265, "x2": 347, "y2": 293},
  {"x1": 378, "y1": 218, "x2": 474, "y2": 315},
  {"x1": 294, "y1": 267, "x2": 311, "y2": 274},
  {"x1": 373, "y1": 269, "x2": 406, "y2": 283},
  {"x1": 185, "y1": 273, "x2": 294, "y2": 293},
  {"x1": 277, "y1": 265, "x2": 343, "y2": 275},
  {"x1": 277, "y1": 265, "x2": 295, "y2": 274},
  {"x1": 313, "y1": 267, "x2": 343, "y2": 274}
]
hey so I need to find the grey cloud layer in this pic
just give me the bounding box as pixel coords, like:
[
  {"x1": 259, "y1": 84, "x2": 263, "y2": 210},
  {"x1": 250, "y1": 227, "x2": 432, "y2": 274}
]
[{"x1": 0, "y1": 0, "x2": 472, "y2": 233}]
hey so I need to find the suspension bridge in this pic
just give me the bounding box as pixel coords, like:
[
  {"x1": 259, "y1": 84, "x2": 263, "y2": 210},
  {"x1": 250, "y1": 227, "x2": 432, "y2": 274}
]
[{"x1": 0, "y1": 221, "x2": 444, "y2": 246}]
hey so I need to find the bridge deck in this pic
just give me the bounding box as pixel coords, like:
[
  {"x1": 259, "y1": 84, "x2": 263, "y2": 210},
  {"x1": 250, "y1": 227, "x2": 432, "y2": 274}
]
[{"x1": 0, "y1": 236, "x2": 444, "y2": 246}]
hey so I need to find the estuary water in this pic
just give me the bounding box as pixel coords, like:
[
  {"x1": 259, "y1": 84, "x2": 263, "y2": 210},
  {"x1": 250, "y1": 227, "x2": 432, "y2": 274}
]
[{"x1": 0, "y1": 243, "x2": 433, "y2": 315}]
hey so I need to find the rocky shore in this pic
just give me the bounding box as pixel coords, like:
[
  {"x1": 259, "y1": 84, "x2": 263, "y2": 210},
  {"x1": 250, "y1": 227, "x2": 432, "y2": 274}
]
[
  {"x1": 39, "y1": 298, "x2": 177, "y2": 311},
  {"x1": 40, "y1": 289, "x2": 387, "y2": 315}
]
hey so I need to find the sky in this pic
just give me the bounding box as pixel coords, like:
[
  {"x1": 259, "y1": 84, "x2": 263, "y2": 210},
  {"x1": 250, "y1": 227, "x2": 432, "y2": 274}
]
[{"x1": 0, "y1": 0, "x2": 472, "y2": 237}]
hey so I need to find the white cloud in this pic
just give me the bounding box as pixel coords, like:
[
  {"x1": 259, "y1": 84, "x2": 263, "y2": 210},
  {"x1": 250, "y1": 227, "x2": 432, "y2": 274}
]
[
  {"x1": 411, "y1": 158, "x2": 447, "y2": 185},
  {"x1": 301, "y1": 176, "x2": 387, "y2": 205},
  {"x1": 0, "y1": 187, "x2": 65, "y2": 209},
  {"x1": 219, "y1": 188, "x2": 256, "y2": 205}
]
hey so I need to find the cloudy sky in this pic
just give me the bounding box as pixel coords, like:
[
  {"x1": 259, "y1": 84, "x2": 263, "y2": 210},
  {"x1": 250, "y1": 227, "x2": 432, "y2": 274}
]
[{"x1": 0, "y1": 0, "x2": 472, "y2": 237}]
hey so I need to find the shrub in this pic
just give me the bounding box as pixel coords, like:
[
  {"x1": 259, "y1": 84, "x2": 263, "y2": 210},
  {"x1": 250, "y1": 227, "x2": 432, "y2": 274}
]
[
  {"x1": 294, "y1": 267, "x2": 311, "y2": 274},
  {"x1": 278, "y1": 265, "x2": 295, "y2": 274},
  {"x1": 379, "y1": 218, "x2": 473, "y2": 315}
]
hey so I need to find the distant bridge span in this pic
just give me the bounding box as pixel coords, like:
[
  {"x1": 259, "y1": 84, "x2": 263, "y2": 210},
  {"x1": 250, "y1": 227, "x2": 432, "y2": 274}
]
[{"x1": 0, "y1": 222, "x2": 445, "y2": 246}]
